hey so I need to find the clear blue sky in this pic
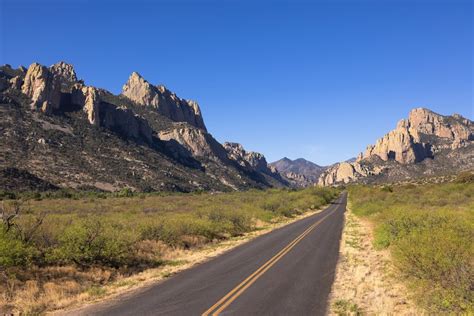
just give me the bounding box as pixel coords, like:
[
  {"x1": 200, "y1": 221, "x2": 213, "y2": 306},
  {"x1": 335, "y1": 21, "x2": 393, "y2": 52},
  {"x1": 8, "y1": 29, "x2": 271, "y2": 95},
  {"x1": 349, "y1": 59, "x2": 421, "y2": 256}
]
[{"x1": 1, "y1": 0, "x2": 472, "y2": 165}]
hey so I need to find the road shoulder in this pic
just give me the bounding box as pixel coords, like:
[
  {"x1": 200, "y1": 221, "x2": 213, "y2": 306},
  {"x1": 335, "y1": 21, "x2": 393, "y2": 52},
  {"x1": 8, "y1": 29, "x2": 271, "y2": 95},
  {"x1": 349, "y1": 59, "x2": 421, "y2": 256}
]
[{"x1": 328, "y1": 206, "x2": 420, "y2": 315}]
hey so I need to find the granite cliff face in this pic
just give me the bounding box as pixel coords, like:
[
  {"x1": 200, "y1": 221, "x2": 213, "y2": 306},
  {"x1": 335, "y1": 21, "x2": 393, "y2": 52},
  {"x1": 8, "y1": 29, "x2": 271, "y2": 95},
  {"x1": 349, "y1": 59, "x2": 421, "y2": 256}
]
[
  {"x1": 223, "y1": 142, "x2": 269, "y2": 172},
  {"x1": 122, "y1": 72, "x2": 206, "y2": 130},
  {"x1": 361, "y1": 108, "x2": 472, "y2": 164},
  {"x1": 50, "y1": 61, "x2": 77, "y2": 91},
  {"x1": 21, "y1": 63, "x2": 62, "y2": 114},
  {"x1": 319, "y1": 108, "x2": 474, "y2": 186},
  {"x1": 71, "y1": 86, "x2": 100, "y2": 125},
  {"x1": 159, "y1": 126, "x2": 228, "y2": 161},
  {"x1": 318, "y1": 161, "x2": 384, "y2": 186},
  {"x1": 0, "y1": 62, "x2": 287, "y2": 192},
  {"x1": 222, "y1": 142, "x2": 288, "y2": 187}
]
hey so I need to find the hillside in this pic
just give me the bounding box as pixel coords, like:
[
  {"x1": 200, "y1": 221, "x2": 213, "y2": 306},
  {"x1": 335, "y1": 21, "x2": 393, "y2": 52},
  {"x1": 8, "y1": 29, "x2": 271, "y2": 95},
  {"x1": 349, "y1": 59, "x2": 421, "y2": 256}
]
[
  {"x1": 270, "y1": 157, "x2": 326, "y2": 187},
  {"x1": 0, "y1": 62, "x2": 287, "y2": 192},
  {"x1": 318, "y1": 108, "x2": 474, "y2": 186}
]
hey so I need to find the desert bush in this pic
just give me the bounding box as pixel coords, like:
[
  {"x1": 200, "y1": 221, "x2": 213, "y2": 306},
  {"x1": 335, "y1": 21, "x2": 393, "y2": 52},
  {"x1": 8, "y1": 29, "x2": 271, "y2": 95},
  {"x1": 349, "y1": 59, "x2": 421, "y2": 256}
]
[
  {"x1": 393, "y1": 222, "x2": 473, "y2": 312},
  {"x1": 0, "y1": 228, "x2": 35, "y2": 267},
  {"x1": 349, "y1": 183, "x2": 474, "y2": 313},
  {"x1": 48, "y1": 217, "x2": 134, "y2": 267},
  {"x1": 208, "y1": 209, "x2": 253, "y2": 236},
  {"x1": 141, "y1": 217, "x2": 193, "y2": 247}
]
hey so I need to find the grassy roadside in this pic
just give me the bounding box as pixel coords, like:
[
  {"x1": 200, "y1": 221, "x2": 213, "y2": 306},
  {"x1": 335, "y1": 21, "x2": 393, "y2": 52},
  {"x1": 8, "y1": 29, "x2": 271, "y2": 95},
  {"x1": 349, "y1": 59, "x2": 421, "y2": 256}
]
[
  {"x1": 329, "y1": 205, "x2": 419, "y2": 315},
  {"x1": 347, "y1": 175, "x2": 474, "y2": 313},
  {"x1": 0, "y1": 187, "x2": 339, "y2": 314}
]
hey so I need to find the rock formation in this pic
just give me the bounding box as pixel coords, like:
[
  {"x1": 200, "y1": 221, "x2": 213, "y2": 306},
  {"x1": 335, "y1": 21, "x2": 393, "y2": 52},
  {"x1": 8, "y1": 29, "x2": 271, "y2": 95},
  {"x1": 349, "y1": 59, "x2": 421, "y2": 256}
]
[
  {"x1": 361, "y1": 108, "x2": 473, "y2": 164},
  {"x1": 280, "y1": 171, "x2": 309, "y2": 188},
  {"x1": 9, "y1": 76, "x2": 23, "y2": 90},
  {"x1": 158, "y1": 126, "x2": 227, "y2": 160},
  {"x1": 408, "y1": 108, "x2": 472, "y2": 150},
  {"x1": 318, "y1": 162, "x2": 383, "y2": 186},
  {"x1": 362, "y1": 118, "x2": 428, "y2": 164},
  {"x1": 319, "y1": 108, "x2": 474, "y2": 186},
  {"x1": 72, "y1": 85, "x2": 100, "y2": 125},
  {"x1": 122, "y1": 72, "x2": 206, "y2": 130},
  {"x1": 223, "y1": 142, "x2": 269, "y2": 172},
  {"x1": 50, "y1": 61, "x2": 77, "y2": 91},
  {"x1": 21, "y1": 63, "x2": 61, "y2": 114}
]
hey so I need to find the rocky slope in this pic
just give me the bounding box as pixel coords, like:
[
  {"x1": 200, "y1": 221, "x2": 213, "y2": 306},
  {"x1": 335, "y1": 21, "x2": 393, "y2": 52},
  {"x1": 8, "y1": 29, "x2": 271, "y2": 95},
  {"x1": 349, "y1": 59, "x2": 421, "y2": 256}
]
[
  {"x1": 269, "y1": 157, "x2": 326, "y2": 187},
  {"x1": 223, "y1": 142, "x2": 288, "y2": 186},
  {"x1": 122, "y1": 72, "x2": 206, "y2": 130},
  {"x1": 0, "y1": 62, "x2": 287, "y2": 192},
  {"x1": 318, "y1": 108, "x2": 474, "y2": 186}
]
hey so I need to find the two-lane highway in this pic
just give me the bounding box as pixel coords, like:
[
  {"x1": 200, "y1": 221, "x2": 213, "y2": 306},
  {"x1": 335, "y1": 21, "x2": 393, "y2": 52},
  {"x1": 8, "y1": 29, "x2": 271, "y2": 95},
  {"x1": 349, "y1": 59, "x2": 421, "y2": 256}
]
[{"x1": 72, "y1": 193, "x2": 347, "y2": 316}]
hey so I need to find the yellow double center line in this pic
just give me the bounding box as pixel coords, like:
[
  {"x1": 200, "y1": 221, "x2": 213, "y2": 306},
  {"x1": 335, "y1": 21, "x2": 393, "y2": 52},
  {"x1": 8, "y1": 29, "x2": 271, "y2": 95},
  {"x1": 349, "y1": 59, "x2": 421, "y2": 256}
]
[{"x1": 202, "y1": 205, "x2": 338, "y2": 316}]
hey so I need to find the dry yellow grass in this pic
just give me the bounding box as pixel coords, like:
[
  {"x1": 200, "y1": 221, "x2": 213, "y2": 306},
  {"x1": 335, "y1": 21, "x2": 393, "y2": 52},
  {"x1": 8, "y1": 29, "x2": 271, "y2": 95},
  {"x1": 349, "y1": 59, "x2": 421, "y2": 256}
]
[{"x1": 329, "y1": 206, "x2": 420, "y2": 315}]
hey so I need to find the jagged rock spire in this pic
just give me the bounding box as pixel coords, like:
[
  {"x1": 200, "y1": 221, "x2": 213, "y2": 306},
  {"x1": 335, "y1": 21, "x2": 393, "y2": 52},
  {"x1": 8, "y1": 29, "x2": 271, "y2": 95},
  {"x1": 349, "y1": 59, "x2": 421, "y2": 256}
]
[{"x1": 122, "y1": 72, "x2": 206, "y2": 131}]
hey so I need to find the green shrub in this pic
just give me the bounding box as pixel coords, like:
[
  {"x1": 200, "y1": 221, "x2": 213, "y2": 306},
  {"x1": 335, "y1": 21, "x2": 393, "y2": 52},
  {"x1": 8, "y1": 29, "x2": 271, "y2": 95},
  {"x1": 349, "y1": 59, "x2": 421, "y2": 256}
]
[
  {"x1": 393, "y1": 223, "x2": 473, "y2": 312},
  {"x1": 0, "y1": 229, "x2": 35, "y2": 267},
  {"x1": 115, "y1": 188, "x2": 134, "y2": 198},
  {"x1": 3, "y1": 187, "x2": 339, "y2": 270},
  {"x1": 49, "y1": 218, "x2": 134, "y2": 267},
  {"x1": 141, "y1": 219, "x2": 185, "y2": 246}
]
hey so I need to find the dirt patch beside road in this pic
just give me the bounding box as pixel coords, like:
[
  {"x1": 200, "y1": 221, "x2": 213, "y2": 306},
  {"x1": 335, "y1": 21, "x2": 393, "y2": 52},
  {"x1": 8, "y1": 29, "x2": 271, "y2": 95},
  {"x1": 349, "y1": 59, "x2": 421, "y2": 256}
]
[{"x1": 328, "y1": 207, "x2": 420, "y2": 315}]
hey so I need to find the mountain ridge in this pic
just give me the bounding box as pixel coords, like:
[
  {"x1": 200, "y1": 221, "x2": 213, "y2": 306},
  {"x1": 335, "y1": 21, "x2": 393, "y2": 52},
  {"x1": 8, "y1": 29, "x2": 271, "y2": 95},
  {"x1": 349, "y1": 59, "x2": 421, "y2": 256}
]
[
  {"x1": 269, "y1": 157, "x2": 326, "y2": 187},
  {"x1": 0, "y1": 62, "x2": 287, "y2": 192}
]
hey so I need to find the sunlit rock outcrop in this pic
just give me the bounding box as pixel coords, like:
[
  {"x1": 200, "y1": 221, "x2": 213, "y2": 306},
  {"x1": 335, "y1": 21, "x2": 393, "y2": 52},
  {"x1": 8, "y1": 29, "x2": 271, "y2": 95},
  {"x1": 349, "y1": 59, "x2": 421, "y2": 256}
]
[{"x1": 122, "y1": 72, "x2": 206, "y2": 130}]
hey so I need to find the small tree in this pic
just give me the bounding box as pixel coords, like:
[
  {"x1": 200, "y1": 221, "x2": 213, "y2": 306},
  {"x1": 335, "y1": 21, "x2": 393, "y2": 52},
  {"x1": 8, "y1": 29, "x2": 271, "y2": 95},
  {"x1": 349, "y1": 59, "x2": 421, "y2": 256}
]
[
  {"x1": 0, "y1": 201, "x2": 21, "y2": 233},
  {"x1": 0, "y1": 202, "x2": 38, "y2": 267},
  {"x1": 0, "y1": 201, "x2": 45, "y2": 243}
]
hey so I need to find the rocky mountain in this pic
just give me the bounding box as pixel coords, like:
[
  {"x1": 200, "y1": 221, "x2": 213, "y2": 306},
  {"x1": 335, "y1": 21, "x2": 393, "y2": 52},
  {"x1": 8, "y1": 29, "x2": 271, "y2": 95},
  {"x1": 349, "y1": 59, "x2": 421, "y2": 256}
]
[
  {"x1": 223, "y1": 143, "x2": 288, "y2": 185},
  {"x1": 318, "y1": 108, "x2": 474, "y2": 186},
  {"x1": 0, "y1": 62, "x2": 287, "y2": 192},
  {"x1": 122, "y1": 72, "x2": 206, "y2": 130},
  {"x1": 269, "y1": 157, "x2": 326, "y2": 187}
]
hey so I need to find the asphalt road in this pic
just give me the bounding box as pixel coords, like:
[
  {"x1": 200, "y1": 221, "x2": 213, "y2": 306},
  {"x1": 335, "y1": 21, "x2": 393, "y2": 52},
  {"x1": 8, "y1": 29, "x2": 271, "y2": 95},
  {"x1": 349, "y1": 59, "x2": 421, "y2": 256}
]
[{"x1": 73, "y1": 192, "x2": 347, "y2": 316}]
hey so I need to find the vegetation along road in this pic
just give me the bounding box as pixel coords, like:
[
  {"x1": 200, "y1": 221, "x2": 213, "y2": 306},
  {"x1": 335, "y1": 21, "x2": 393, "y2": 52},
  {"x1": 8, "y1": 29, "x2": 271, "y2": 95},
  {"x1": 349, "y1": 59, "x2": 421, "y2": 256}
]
[{"x1": 71, "y1": 193, "x2": 347, "y2": 316}]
